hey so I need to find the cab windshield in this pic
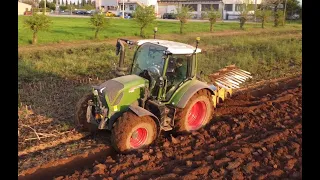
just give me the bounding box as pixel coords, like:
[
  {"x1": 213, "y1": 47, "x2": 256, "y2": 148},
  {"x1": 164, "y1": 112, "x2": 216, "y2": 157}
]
[{"x1": 131, "y1": 43, "x2": 167, "y2": 77}]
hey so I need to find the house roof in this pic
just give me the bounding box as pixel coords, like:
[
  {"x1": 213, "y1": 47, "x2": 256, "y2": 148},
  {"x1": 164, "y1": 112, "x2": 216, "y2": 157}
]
[
  {"x1": 158, "y1": 0, "x2": 220, "y2": 2},
  {"x1": 18, "y1": 2, "x2": 32, "y2": 7},
  {"x1": 137, "y1": 39, "x2": 201, "y2": 54}
]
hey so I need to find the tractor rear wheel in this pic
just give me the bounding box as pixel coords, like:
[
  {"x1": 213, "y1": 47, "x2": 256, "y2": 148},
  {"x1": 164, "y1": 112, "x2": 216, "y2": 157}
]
[
  {"x1": 111, "y1": 111, "x2": 157, "y2": 153},
  {"x1": 74, "y1": 92, "x2": 97, "y2": 133},
  {"x1": 175, "y1": 89, "x2": 214, "y2": 132}
]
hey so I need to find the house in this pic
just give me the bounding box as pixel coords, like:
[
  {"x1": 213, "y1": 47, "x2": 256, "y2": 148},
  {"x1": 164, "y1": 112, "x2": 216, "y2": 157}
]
[
  {"x1": 158, "y1": 0, "x2": 262, "y2": 20},
  {"x1": 96, "y1": 0, "x2": 158, "y2": 16},
  {"x1": 18, "y1": 1, "x2": 32, "y2": 15},
  {"x1": 95, "y1": 0, "x2": 262, "y2": 19},
  {"x1": 222, "y1": 0, "x2": 262, "y2": 20}
]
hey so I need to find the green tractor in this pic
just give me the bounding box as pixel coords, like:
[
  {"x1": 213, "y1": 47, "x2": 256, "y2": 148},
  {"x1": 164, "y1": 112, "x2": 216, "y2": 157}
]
[{"x1": 75, "y1": 38, "x2": 252, "y2": 152}]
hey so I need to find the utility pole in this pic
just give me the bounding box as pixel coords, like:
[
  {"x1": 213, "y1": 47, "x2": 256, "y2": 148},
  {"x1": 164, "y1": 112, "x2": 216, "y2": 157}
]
[
  {"x1": 221, "y1": 0, "x2": 224, "y2": 22},
  {"x1": 44, "y1": 0, "x2": 46, "y2": 15},
  {"x1": 56, "y1": 0, "x2": 59, "y2": 14},
  {"x1": 70, "y1": 0, "x2": 73, "y2": 15},
  {"x1": 122, "y1": 0, "x2": 125, "y2": 18},
  {"x1": 283, "y1": 0, "x2": 288, "y2": 25},
  {"x1": 254, "y1": 0, "x2": 257, "y2": 22}
]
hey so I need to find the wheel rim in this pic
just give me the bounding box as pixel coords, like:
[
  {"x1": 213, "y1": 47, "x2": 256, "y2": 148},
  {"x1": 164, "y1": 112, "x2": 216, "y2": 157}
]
[
  {"x1": 187, "y1": 101, "x2": 207, "y2": 130},
  {"x1": 130, "y1": 128, "x2": 148, "y2": 148}
]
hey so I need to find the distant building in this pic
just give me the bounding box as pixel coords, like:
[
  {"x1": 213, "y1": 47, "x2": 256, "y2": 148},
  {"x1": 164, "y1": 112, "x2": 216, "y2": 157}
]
[
  {"x1": 96, "y1": 0, "x2": 158, "y2": 16},
  {"x1": 95, "y1": 0, "x2": 262, "y2": 19},
  {"x1": 158, "y1": 0, "x2": 262, "y2": 20},
  {"x1": 18, "y1": 1, "x2": 32, "y2": 15}
]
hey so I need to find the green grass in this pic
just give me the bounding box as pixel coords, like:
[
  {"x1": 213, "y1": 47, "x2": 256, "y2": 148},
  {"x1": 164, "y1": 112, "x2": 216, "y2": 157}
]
[
  {"x1": 18, "y1": 16, "x2": 302, "y2": 45},
  {"x1": 17, "y1": 28, "x2": 301, "y2": 137},
  {"x1": 18, "y1": 29, "x2": 302, "y2": 82},
  {"x1": 197, "y1": 33, "x2": 302, "y2": 80}
]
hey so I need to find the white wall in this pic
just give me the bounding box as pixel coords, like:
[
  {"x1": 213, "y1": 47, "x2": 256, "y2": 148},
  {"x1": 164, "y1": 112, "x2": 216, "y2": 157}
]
[
  {"x1": 223, "y1": 0, "x2": 261, "y2": 20},
  {"x1": 223, "y1": 0, "x2": 262, "y2": 4},
  {"x1": 18, "y1": 2, "x2": 32, "y2": 15},
  {"x1": 99, "y1": 0, "x2": 117, "y2": 7},
  {"x1": 158, "y1": 5, "x2": 177, "y2": 14},
  {"x1": 139, "y1": 0, "x2": 157, "y2": 6}
]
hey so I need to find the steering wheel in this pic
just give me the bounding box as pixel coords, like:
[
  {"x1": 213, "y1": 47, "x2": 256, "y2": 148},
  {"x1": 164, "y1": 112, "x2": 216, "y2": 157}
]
[{"x1": 147, "y1": 65, "x2": 161, "y2": 78}]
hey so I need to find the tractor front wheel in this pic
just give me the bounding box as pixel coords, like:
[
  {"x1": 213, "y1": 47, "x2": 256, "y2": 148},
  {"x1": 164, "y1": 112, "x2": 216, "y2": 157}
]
[
  {"x1": 74, "y1": 92, "x2": 98, "y2": 133},
  {"x1": 111, "y1": 111, "x2": 157, "y2": 153},
  {"x1": 175, "y1": 89, "x2": 214, "y2": 132}
]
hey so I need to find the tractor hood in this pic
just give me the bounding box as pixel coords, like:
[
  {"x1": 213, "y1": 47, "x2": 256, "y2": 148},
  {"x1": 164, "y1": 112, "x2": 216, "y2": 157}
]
[{"x1": 93, "y1": 75, "x2": 148, "y2": 114}]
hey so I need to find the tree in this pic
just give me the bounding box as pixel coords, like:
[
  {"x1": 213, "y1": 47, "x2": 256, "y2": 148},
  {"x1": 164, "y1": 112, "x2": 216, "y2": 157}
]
[
  {"x1": 66, "y1": 0, "x2": 68, "y2": 6},
  {"x1": 23, "y1": 13, "x2": 52, "y2": 44},
  {"x1": 286, "y1": 0, "x2": 301, "y2": 18},
  {"x1": 39, "y1": 1, "x2": 56, "y2": 11},
  {"x1": 83, "y1": 4, "x2": 94, "y2": 10},
  {"x1": 47, "y1": 2, "x2": 56, "y2": 10},
  {"x1": 77, "y1": 0, "x2": 80, "y2": 8},
  {"x1": 255, "y1": 9, "x2": 272, "y2": 28},
  {"x1": 263, "y1": 0, "x2": 284, "y2": 27},
  {"x1": 60, "y1": 5, "x2": 68, "y2": 11},
  {"x1": 276, "y1": 10, "x2": 285, "y2": 26},
  {"x1": 61, "y1": 0, "x2": 64, "y2": 5},
  {"x1": 205, "y1": 5, "x2": 221, "y2": 32},
  {"x1": 82, "y1": 0, "x2": 86, "y2": 6},
  {"x1": 39, "y1": 0, "x2": 45, "y2": 8},
  {"x1": 133, "y1": 6, "x2": 156, "y2": 37},
  {"x1": 88, "y1": 0, "x2": 92, "y2": 5},
  {"x1": 89, "y1": 12, "x2": 108, "y2": 39},
  {"x1": 238, "y1": 1, "x2": 254, "y2": 29},
  {"x1": 176, "y1": 6, "x2": 192, "y2": 34}
]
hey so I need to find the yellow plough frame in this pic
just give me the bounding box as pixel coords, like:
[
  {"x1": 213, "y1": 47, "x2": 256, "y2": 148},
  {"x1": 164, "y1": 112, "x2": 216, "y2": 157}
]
[{"x1": 208, "y1": 65, "x2": 252, "y2": 108}]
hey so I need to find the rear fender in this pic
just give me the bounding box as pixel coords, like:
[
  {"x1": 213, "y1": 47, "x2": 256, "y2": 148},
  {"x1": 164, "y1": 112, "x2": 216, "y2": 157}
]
[{"x1": 174, "y1": 81, "x2": 216, "y2": 109}]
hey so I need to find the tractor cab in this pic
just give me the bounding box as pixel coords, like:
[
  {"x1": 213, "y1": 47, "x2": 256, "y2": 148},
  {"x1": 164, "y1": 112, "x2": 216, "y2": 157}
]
[{"x1": 130, "y1": 39, "x2": 202, "y2": 102}]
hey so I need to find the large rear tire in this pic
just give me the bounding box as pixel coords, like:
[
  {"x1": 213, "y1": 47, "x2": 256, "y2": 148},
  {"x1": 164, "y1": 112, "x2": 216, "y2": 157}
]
[
  {"x1": 175, "y1": 89, "x2": 214, "y2": 132},
  {"x1": 74, "y1": 92, "x2": 98, "y2": 133},
  {"x1": 111, "y1": 111, "x2": 157, "y2": 153}
]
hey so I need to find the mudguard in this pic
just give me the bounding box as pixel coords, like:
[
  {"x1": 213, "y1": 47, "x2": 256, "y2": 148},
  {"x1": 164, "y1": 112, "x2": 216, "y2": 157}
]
[
  {"x1": 175, "y1": 81, "x2": 216, "y2": 109},
  {"x1": 129, "y1": 105, "x2": 161, "y2": 130}
]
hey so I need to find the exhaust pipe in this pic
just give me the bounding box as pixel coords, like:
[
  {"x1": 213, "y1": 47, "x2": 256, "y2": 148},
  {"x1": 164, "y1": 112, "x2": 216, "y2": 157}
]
[{"x1": 115, "y1": 39, "x2": 133, "y2": 76}]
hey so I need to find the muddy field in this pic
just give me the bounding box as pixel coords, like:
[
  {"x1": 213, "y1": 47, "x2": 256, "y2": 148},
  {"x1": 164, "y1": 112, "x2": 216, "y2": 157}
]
[{"x1": 18, "y1": 75, "x2": 302, "y2": 180}]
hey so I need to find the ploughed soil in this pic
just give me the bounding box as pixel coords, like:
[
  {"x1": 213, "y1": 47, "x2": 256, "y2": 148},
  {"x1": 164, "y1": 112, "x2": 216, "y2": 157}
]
[{"x1": 18, "y1": 75, "x2": 302, "y2": 180}]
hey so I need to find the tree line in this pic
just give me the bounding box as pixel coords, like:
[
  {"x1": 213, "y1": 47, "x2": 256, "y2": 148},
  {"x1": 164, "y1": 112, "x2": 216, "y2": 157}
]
[{"x1": 22, "y1": 0, "x2": 96, "y2": 11}]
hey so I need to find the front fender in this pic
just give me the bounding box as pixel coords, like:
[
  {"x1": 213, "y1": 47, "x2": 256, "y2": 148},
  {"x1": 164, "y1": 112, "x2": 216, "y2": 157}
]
[
  {"x1": 129, "y1": 105, "x2": 159, "y2": 121},
  {"x1": 129, "y1": 105, "x2": 161, "y2": 135},
  {"x1": 170, "y1": 80, "x2": 216, "y2": 109}
]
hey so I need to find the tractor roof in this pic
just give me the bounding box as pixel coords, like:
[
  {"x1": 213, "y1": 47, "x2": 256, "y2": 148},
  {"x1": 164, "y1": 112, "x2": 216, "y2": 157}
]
[{"x1": 137, "y1": 39, "x2": 201, "y2": 54}]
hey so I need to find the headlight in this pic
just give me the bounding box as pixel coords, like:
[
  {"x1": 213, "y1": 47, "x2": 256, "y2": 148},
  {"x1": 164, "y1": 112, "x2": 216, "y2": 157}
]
[{"x1": 93, "y1": 89, "x2": 98, "y2": 96}]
